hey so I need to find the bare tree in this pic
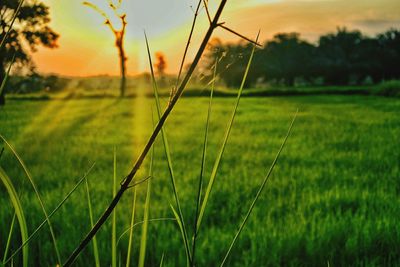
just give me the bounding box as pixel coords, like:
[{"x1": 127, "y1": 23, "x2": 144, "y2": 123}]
[{"x1": 83, "y1": 0, "x2": 127, "y2": 97}]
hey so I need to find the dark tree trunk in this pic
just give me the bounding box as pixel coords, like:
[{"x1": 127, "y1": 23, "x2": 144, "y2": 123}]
[{"x1": 117, "y1": 37, "x2": 126, "y2": 97}]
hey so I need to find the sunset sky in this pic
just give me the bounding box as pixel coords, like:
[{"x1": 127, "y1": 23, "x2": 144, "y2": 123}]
[{"x1": 33, "y1": 0, "x2": 400, "y2": 76}]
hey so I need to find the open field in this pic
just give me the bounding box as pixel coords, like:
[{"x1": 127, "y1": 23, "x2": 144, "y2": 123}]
[{"x1": 0, "y1": 95, "x2": 399, "y2": 266}]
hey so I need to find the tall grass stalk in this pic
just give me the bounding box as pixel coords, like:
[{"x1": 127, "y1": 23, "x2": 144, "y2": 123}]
[
  {"x1": 4, "y1": 163, "x2": 95, "y2": 265},
  {"x1": 138, "y1": 121, "x2": 155, "y2": 267},
  {"x1": 0, "y1": 0, "x2": 24, "y2": 50},
  {"x1": 144, "y1": 33, "x2": 192, "y2": 265},
  {"x1": 112, "y1": 147, "x2": 117, "y2": 267},
  {"x1": 64, "y1": 2, "x2": 230, "y2": 264},
  {"x1": 220, "y1": 111, "x2": 298, "y2": 266},
  {"x1": 196, "y1": 33, "x2": 259, "y2": 231},
  {"x1": 85, "y1": 178, "x2": 100, "y2": 267},
  {"x1": 0, "y1": 135, "x2": 62, "y2": 265},
  {"x1": 0, "y1": 167, "x2": 28, "y2": 267},
  {"x1": 191, "y1": 57, "x2": 217, "y2": 265},
  {"x1": 2, "y1": 213, "x2": 16, "y2": 264},
  {"x1": 0, "y1": 55, "x2": 15, "y2": 97},
  {"x1": 126, "y1": 188, "x2": 137, "y2": 267}
]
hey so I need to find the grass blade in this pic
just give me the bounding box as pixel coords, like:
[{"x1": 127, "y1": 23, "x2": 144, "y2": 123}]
[
  {"x1": 116, "y1": 218, "x2": 176, "y2": 248},
  {"x1": 0, "y1": 54, "x2": 16, "y2": 98},
  {"x1": 0, "y1": 135, "x2": 62, "y2": 265},
  {"x1": 220, "y1": 111, "x2": 298, "y2": 266},
  {"x1": 0, "y1": 167, "x2": 28, "y2": 267},
  {"x1": 138, "y1": 119, "x2": 155, "y2": 267},
  {"x1": 4, "y1": 163, "x2": 95, "y2": 265},
  {"x1": 197, "y1": 33, "x2": 260, "y2": 231},
  {"x1": 85, "y1": 178, "x2": 100, "y2": 267},
  {"x1": 112, "y1": 147, "x2": 117, "y2": 267},
  {"x1": 191, "y1": 57, "x2": 217, "y2": 264},
  {"x1": 159, "y1": 253, "x2": 165, "y2": 267},
  {"x1": 144, "y1": 32, "x2": 192, "y2": 265},
  {"x1": 126, "y1": 188, "x2": 137, "y2": 267},
  {"x1": 3, "y1": 213, "x2": 16, "y2": 264},
  {"x1": 0, "y1": 0, "x2": 24, "y2": 50}
]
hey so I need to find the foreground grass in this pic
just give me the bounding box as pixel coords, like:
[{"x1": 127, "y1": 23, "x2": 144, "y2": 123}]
[{"x1": 0, "y1": 95, "x2": 399, "y2": 266}]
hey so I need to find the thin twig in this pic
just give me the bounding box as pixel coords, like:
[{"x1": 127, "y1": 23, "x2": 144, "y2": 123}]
[
  {"x1": 63, "y1": 1, "x2": 228, "y2": 265},
  {"x1": 218, "y1": 24, "x2": 262, "y2": 47}
]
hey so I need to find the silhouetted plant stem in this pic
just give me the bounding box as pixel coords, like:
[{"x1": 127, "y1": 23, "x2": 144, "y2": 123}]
[{"x1": 63, "y1": 1, "x2": 228, "y2": 265}]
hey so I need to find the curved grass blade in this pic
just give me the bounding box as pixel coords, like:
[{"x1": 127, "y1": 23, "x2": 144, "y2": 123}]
[
  {"x1": 116, "y1": 218, "x2": 176, "y2": 248},
  {"x1": 138, "y1": 121, "x2": 155, "y2": 267},
  {"x1": 197, "y1": 33, "x2": 259, "y2": 231},
  {"x1": 220, "y1": 111, "x2": 298, "y2": 267},
  {"x1": 0, "y1": 167, "x2": 28, "y2": 267},
  {"x1": 4, "y1": 163, "x2": 95, "y2": 265},
  {"x1": 144, "y1": 32, "x2": 192, "y2": 265},
  {"x1": 159, "y1": 253, "x2": 165, "y2": 267},
  {"x1": 85, "y1": 178, "x2": 100, "y2": 267},
  {"x1": 126, "y1": 188, "x2": 137, "y2": 267},
  {"x1": 3, "y1": 213, "x2": 16, "y2": 264},
  {"x1": 191, "y1": 57, "x2": 217, "y2": 264},
  {"x1": 0, "y1": 0, "x2": 24, "y2": 50},
  {"x1": 0, "y1": 135, "x2": 62, "y2": 265}
]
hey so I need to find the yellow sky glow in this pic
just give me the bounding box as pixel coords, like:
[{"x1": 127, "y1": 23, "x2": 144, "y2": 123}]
[{"x1": 32, "y1": 0, "x2": 400, "y2": 76}]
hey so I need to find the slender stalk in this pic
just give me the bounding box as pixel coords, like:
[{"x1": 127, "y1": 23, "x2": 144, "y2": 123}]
[
  {"x1": 191, "y1": 58, "x2": 217, "y2": 266},
  {"x1": 138, "y1": 119, "x2": 155, "y2": 267},
  {"x1": 196, "y1": 33, "x2": 259, "y2": 231},
  {"x1": 112, "y1": 147, "x2": 117, "y2": 267},
  {"x1": 63, "y1": 1, "x2": 228, "y2": 265},
  {"x1": 126, "y1": 188, "x2": 137, "y2": 267},
  {"x1": 220, "y1": 111, "x2": 298, "y2": 266},
  {"x1": 0, "y1": 135, "x2": 62, "y2": 265},
  {"x1": 85, "y1": 178, "x2": 100, "y2": 267},
  {"x1": 0, "y1": 0, "x2": 24, "y2": 50},
  {"x1": 4, "y1": 163, "x2": 95, "y2": 265},
  {"x1": 63, "y1": 2, "x2": 228, "y2": 265},
  {"x1": 2, "y1": 213, "x2": 16, "y2": 264},
  {"x1": 145, "y1": 32, "x2": 192, "y2": 265}
]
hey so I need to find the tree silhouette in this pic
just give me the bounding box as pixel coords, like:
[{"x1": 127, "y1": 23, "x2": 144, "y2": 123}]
[
  {"x1": 0, "y1": 0, "x2": 58, "y2": 105},
  {"x1": 83, "y1": 0, "x2": 127, "y2": 97},
  {"x1": 154, "y1": 52, "x2": 167, "y2": 77}
]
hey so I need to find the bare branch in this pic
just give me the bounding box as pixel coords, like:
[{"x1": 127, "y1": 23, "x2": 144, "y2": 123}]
[
  {"x1": 203, "y1": 0, "x2": 212, "y2": 24},
  {"x1": 218, "y1": 24, "x2": 262, "y2": 47}
]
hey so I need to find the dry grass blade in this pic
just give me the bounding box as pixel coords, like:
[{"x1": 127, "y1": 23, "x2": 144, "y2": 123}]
[
  {"x1": 0, "y1": 135, "x2": 62, "y2": 265},
  {"x1": 0, "y1": 167, "x2": 28, "y2": 267},
  {"x1": 218, "y1": 24, "x2": 261, "y2": 47},
  {"x1": 145, "y1": 32, "x2": 192, "y2": 265},
  {"x1": 0, "y1": 0, "x2": 24, "y2": 50},
  {"x1": 220, "y1": 111, "x2": 298, "y2": 267},
  {"x1": 4, "y1": 163, "x2": 95, "y2": 265},
  {"x1": 85, "y1": 178, "x2": 100, "y2": 267},
  {"x1": 197, "y1": 33, "x2": 259, "y2": 231},
  {"x1": 191, "y1": 57, "x2": 217, "y2": 265}
]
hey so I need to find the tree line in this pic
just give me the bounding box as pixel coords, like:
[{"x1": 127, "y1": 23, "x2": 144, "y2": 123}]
[{"x1": 203, "y1": 28, "x2": 400, "y2": 87}]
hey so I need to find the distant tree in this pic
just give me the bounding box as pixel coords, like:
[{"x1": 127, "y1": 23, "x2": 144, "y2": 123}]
[
  {"x1": 204, "y1": 38, "x2": 255, "y2": 88},
  {"x1": 84, "y1": 0, "x2": 127, "y2": 97},
  {"x1": 0, "y1": 0, "x2": 59, "y2": 105},
  {"x1": 154, "y1": 52, "x2": 167, "y2": 77},
  {"x1": 317, "y1": 27, "x2": 366, "y2": 85},
  {"x1": 261, "y1": 33, "x2": 316, "y2": 86},
  {"x1": 377, "y1": 29, "x2": 400, "y2": 81}
]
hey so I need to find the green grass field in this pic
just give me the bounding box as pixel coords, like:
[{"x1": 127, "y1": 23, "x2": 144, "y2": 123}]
[{"x1": 0, "y1": 95, "x2": 399, "y2": 266}]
